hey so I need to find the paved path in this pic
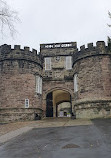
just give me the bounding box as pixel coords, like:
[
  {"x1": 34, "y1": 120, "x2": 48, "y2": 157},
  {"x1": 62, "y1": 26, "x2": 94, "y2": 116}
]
[
  {"x1": 0, "y1": 118, "x2": 92, "y2": 144},
  {"x1": 0, "y1": 118, "x2": 111, "y2": 158}
]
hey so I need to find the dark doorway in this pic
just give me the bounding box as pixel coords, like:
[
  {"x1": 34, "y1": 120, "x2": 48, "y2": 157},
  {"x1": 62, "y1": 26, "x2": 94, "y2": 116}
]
[
  {"x1": 46, "y1": 92, "x2": 53, "y2": 117},
  {"x1": 64, "y1": 112, "x2": 67, "y2": 116}
]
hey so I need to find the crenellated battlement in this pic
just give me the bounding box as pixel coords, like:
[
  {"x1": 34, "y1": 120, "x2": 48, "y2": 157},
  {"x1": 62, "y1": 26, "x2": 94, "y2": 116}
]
[
  {"x1": 73, "y1": 41, "x2": 111, "y2": 65},
  {"x1": 79, "y1": 41, "x2": 106, "y2": 51},
  {"x1": 1, "y1": 41, "x2": 111, "y2": 121},
  {"x1": 0, "y1": 44, "x2": 43, "y2": 67}
]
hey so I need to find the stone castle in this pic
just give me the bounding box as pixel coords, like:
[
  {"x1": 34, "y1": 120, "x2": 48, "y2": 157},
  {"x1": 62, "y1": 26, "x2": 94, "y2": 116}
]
[{"x1": 0, "y1": 41, "x2": 111, "y2": 122}]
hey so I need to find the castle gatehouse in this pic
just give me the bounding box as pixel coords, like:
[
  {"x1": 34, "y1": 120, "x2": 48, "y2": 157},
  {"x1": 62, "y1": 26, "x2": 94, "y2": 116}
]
[{"x1": 0, "y1": 41, "x2": 111, "y2": 122}]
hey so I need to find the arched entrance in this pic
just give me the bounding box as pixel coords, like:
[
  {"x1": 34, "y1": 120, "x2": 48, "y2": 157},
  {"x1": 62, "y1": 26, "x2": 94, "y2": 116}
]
[{"x1": 46, "y1": 89, "x2": 72, "y2": 117}]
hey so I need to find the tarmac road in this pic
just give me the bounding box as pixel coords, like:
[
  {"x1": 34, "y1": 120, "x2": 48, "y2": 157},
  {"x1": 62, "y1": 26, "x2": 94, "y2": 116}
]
[{"x1": 0, "y1": 118, "x2": 111, "y2": 158}]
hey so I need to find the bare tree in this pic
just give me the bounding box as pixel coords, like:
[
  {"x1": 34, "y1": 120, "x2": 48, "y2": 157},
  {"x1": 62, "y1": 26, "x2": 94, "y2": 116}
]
[
  {"x1": 0, "y1": 0, "x2": 20, "y2": 37},
  {"x1": 108, "y1": 11, "x2": 111, "y2": 27}
]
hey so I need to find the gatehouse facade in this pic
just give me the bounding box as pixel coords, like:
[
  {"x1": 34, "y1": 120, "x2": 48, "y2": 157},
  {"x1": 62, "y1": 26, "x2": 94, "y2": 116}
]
[{"x1": 0, "y1": 41, "x2": 111, "y2": 122}]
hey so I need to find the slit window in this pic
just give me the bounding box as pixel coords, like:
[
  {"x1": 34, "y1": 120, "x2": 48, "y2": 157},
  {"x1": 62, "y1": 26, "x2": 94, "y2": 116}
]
[
  {"x1": 36, "y1": 76, "x2": 42, "y2": 94},
  {"x1": 74, "y1": 74, "x2": 78, "y2": 92},
  {"x1": 66, "y1": 56, "x2": 72, "y2": 70}
]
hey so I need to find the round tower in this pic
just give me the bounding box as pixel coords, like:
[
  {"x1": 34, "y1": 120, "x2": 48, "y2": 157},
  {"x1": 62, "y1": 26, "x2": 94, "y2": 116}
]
[
  {"x1": 73, "y1": 41, "x2": 111, "y2": 118},
  {"x1": 0, "y1": 44, "x2": 43, "y2": 122}
]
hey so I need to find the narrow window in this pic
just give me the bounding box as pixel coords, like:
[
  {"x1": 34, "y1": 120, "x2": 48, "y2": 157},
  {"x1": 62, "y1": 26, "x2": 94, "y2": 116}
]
[
  {"x1": 74, "y1": 74, "x2": 78, "y2": 92},
  {"x1": 36, "y1": 76, "x2": 40, "y2": 93},
  {"x1": 25, "y1": 99, "x2": 29, "y2": 108},
  {"x1": 45, "y1": 57, "x2": 51, "y2": 70},
  {"x1": 40, "y1": 77, "x2": 42, "y2": 94},
  {"x1": 66, "y1": 56, "x2": 72, "y2": 70},
  {"x1": 36, "y1": 76, "x2": 42, "y2": 94}
]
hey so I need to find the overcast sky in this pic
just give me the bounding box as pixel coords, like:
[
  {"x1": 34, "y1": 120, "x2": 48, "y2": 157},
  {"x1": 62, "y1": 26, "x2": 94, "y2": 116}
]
[{"x1": 1, "y1": 0, "x2": 111, "y2": 51}]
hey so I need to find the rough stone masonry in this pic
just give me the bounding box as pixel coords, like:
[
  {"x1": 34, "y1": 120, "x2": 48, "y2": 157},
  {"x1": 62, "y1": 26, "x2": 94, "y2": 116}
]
[{"x1": 0, "y1": 41, "x2": 111, "y2": 122}]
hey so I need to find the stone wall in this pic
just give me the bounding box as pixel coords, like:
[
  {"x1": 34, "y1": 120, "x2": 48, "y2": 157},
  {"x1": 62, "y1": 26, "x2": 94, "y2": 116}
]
[
  {"x1": 0, "y1": 44, "x2": 43, "y2": 122},
  {"x1": 40, "y1": 42, "x2": 77, "y2": 56},
  {"x1": 0, "y1": 108, "x2": 42, "y2": 122},
  {"x1": 1, "y1": 41, "x2": 111, "y2": 121},
  {"x1": 73, "y1": 41, "x2": 111, "y2": 118}
]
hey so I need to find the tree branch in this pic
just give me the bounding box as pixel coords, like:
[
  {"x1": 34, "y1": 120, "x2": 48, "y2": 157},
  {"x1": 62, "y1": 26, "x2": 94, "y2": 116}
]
[{"x1": 0, "y1": 0, "x2": 20, "y2": 38}]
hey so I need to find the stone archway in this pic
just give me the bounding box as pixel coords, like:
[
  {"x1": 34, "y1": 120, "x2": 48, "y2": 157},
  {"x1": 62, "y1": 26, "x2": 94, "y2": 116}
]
[{"x1": 46, "y1": 89, "x2": 72, "y2": 117}]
